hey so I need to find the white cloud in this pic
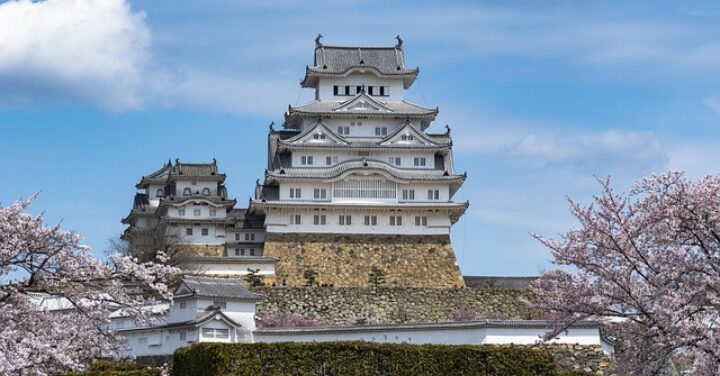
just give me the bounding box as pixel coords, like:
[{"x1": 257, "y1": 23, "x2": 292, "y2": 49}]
[
  {"x1": 0, "y1": 0, "x2": 150, "y2": 111},
  {"x1": 704, "y1": 95, "x2": 720, "y2": 114}
]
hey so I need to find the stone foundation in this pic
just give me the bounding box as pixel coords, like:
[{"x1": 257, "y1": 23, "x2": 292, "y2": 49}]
[
  {"x1": 262, "y1": 233, "x2": 465, "y2": 287},
  {"x1": 254, "y1": 286, "x2": 531, "y2": 324},
  {"x1": 536, "y1": 344, "x2": 611, "y2": 374}
]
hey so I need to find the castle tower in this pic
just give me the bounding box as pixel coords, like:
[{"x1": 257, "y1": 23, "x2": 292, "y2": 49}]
[{"x1": 250, "y1": 36, "x2": 468, "y2": 287}]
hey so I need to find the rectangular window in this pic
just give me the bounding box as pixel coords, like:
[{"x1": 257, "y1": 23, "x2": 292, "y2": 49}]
[
  {"x1": 363, "y1": 215, "x2": 378, "y2": 226},
  {"x1": 301, "y1": 156, "x2": 314, "y2": 165},
  {"x1": 209, "y1": 209, "x2": 217, "y2": 217},
  {"x1": 193, "y1": 209, "x2": 201, "y2": 217},
  {"x1": 344, "y1": 85, "x2": 351, "y2": 95},
  {"x1": 414, "y1": 157, "x2": 426, "y2": 166},
  {"x1": 201, "y1": 228, "x2": 209, "y2": 236},
  {"x1": 368, "y1": 86, "x2": 375, "y2": 95},
  {"x1": 289, "y1": 188, "x2": 302, "y2": 199},
  {"x1": 235, "y1": 233, "x2": 240, "y2": 241},
  {"x1": 379, "y1": 86, "x2": 389, "y2": 96},
  {"x1": 333, "y1": 85, "x2": 339, "y2": 95},
  {"x1": 389, "y1": 157, "x2": 401, "y2": 166},
  {"x1": 290, "y1": 214, "x2": 301, "y2": 225},
  {"x1": 415, "y1": 216, "x2": 428, "y2": 226},
  {"x1": 390, "y1": 216, "x2": 403, "y2": 226},
  {"x1": 250, "y1": 249, "x2": 256, "y2": 256},
  {"x1": 201, "y1": 328, "x2": 229, "y2": 340},
  {"x1": 234, "y1": 249, "x2": 240, "y2": 256},
  {"x1": 241, "y1": 249, "x2": 246, "y2": 256},
  {"x1": 337, "y1": 126, "x2": 350, "y2": 135},
  {"x1": 213, "y1": 301, "x2": 227, "y2": 309},
  {"x1": 313, "y1": 215, "x2": 326, "y2": 225},
  {"x1": 186, "y1": 228, "x2": 193, "y2": 236},
  {"x1": 314, "y1": 188, "x2": 327, "y2": 199},
  {"x1": 339, "y1": 215, "x2": 352, "y2": 225},
  {"x1": 402, "y1": 189, "x2": 415, "y2": 200},
  {"x1": 427, "y1": 189, "x2": 440, "y2": 200},
  {"x1": 326, "y1": 156, "x2": 332, "y2": 165},
  {"x1": 179, "y1": 331, "x2": 187, "y2": 341},
  {"x1": 179, "y1": 302, "x2": 186, "y2": 310},
  {"x1": 178, "y1": 209, "x2": 185, "y2": 216}
]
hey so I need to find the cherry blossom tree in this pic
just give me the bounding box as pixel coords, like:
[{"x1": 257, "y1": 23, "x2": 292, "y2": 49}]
[
  {"x1": 531, "y1": 171, "x2": 720, "y2": 375},
  {"x1": 0, "y1": 196, "x2": 179, "y2": 375}
]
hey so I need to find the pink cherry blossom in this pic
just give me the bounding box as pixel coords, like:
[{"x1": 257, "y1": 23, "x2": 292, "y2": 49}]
[
  {"x1": 532, "y1": 171, "x2": 720, "y2": 375},
  {"x1": 0, "y1": 196, "x2": 179, "y2": 375}
]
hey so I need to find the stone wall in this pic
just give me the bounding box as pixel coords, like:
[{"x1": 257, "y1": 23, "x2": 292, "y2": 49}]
[
  {"x1": 254, "y1": 286, "x2": 531, "y2": 324},
  {"x1": 536, "y1": 344, "x2": 610, "y2": 374},
  {"x1": 262, "y1": 233, "x2": 465, "y2": 288}
]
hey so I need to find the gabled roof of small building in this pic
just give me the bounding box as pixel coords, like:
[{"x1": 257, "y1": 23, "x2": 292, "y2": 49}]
[
  {"x1": 136, "y1": 159, "x2": 225, "y2": 188},
  {"x1": 118, "y1": 307, "x2": 242, "y2": 332},
  {"x1": 227, "y1": 208, "x2": 266, "y2": 229},
  {"x1": 175, "y1": 276, "x2": 264, "y2": 302},
  {"x1": 302, "y1": 35, "x2": 419, "y2": 88}
]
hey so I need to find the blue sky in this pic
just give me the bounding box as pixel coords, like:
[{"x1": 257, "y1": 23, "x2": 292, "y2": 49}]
[{"x1": 2, "y1": 0, "x2": 720, "y2": 276}]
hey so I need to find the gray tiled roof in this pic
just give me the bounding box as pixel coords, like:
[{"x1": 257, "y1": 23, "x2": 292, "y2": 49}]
[
  {"x1": 228, "y1": 208, "x2": 266, "y2": 229},
  {"x1": 463, "y1": 276, "x2": 539, "y2": 290},
  {"x1": 137, "y1": 159, "x2": 225, "y2": 188},
  {"x1": 311, "y1": 46, "x2": 416, "y2": 76},
  {"x1": 177, "y1": 276, "x2": 264, "y2": 302},
  {"x1": 289, "y1": 100, "x2": 437, "y2": 116},
  {"x1": 255, "y1": 319, "x2": 602, "y2": 335},
  {"x1": 118, "y1": 308, "x2": 242, "y2": 332},
  {"x1": 267, "y1": 158, "x2": 465, "y2": 182}
]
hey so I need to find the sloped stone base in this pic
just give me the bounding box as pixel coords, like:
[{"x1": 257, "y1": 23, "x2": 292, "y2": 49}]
[{"x1": 262, "y1": 233, "x2": 465, "y2": 287}]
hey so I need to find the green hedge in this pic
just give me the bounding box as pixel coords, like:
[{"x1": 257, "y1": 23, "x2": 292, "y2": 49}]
[
  {"x1": 64, "y1": 360, "x2": 161, "y2": 376},
  {"x1": 173, "y1": 341, "x2": 558, "y2": 376}
]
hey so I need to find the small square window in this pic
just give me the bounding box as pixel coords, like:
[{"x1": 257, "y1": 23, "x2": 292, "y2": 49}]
[
  {"x1": 201, "y1": 228, "x2": 209, "y2": 236},
  {"x1": 193, "y1": 209, "x2": 201, "y2": 217},
  {"x1": 209, "y1": 209, "x2": 217, "y2": 217},
  {"x1": 178, "y1": 209, "x2": 186, "y2": 216},
  {"x1": 186, "y1": 228, "x2": 193, "y2": 236}
]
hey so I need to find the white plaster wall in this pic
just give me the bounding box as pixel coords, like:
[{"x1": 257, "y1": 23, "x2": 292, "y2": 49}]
[
  {"x1": 176, "y1": 181, "x2": 218, "y2": 196},
  {"x1": 301, "y1": 118, "x2": 412, "y2": 138},
  {"x1": 167, "y1": 204, "x2": 227, "y2": 219},
  {"x1": 317, "y1": 74, "x2": 405, "y2": 101},
  {"x1": 264, "y1": 209, "x2": 451, "y2": 235},
  {"x1": 228, "y1": 230, "x2": 266, "y2": 242},
  {"x1": 255, "y1": 326, "x2": 612, "y2": 355},
  {"x1": 170, "y1": 224, "x2": 226, "y2": 244},
  {"x1": 166, "y1": 298, "x2": 199, "y2": 323},
  {"x1": 192, "y1": 261, "x2": 275, "y2": 278},
  {"x1": 291, "y1": 150, "x2": 438, "y2": 170}
]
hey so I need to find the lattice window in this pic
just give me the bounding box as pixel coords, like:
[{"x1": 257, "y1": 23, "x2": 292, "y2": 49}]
[{"x1": 334, "y1": 179, "x2": 396, "y2": 199}]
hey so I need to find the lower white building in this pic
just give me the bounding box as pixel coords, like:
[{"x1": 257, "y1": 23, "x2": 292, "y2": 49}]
[{"x1": 113, "y1": 276, "x2": 614, "y2": 358}]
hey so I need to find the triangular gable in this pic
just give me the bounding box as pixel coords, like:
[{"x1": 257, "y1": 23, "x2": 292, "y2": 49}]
[
  {"x1": 333, "y1": 92, "x2": 391, "y2": 113},
  {"x1": 174, "y1": 282, "x2": 194, "y2": 296},
  {"x1": 283, "y1": 121, "x2": 349, "y2": 145},
  {"x1": 145, "y1": 162, "x2": 173, "y2": 180},
  {"x1": 380, "y1": 123, "x2": 438, "y2": 146}
]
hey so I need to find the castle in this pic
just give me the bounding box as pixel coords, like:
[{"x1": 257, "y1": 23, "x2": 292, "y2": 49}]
[
  {"x1": 115, "y1": 37, "x2": 613, "y2": 372},
  {"x1": 122, "y1": 35, "x2": 468, "y2": 288}
]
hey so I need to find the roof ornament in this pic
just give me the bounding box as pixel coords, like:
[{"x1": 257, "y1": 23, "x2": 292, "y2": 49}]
[
  {"x1": 212, "y1": 158, "x2": 217, "y2": 165},
  {"x1": 362, "y1": 157, "x2": 368, "y2": 167},
  {"x1": 315, "y1": 33, "x2": 323, "y2": 48},
  {"x1": 358, "y1": 47, "x2": 364, "y2": 65},
  {"x1": 175, "y1": 158, "x2": 180, "y2": 164},
  {"x1": 269, "y1": 121, "x2": 275, "y2": 131},
  {"x1": 395, "y1": 35, "x2": 403, "y2": 49},
  {"x1": 445, "y1": 124, "x2": 451, "y2": 135},
  {"x1": 405, "y1": 116, "x2": 411, "y2": 125},
  {"x1": 166, "y1": 158, "x2": 172, "y2": 166}
]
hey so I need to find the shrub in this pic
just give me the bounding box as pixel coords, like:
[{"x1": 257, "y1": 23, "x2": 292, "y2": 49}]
[
  {"x1": 63, "y1": 359, "x2": 162, "y2": 376},
  {"x1": 173, "y1": 341, "x2": 558, "y2": 376}
]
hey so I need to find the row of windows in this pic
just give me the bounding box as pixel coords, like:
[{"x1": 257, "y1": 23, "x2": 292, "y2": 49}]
[
  {"x1": 231, "y1": 248, "x2": 258, "y2": 256},
  {"x1": 234, "y1": 233, "x2": 256, "y2": 241},
  {"x1": 287, "y1": 186, "x2": 441, "y2": 200},
  {"x1": 298, "y1": 154, "x2": 431, "y2": 167},
  {"x1": 389, "y1": 157, "x2": 427, "y2": 166},
  {"x1": 185, "y1": 228, "x2": 221, "y2": 236},
  {"x1": 289, "y1": 214, "x2": 429, "y2": 226},
  {"x1": 178, "y1": 209, "x2": 217, "y2": 217},
  {"x1": 333, "y1": 85, "x2": 390, "y2": 97}
]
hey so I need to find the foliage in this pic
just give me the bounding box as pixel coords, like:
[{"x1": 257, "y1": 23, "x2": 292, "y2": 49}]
[
  {"x1": 258, "y1": 312, "x2": 322, "y2": 328},
  {"x1": 368, "y1": 266, "x2": 386, "y2": 287},
  {"x1": 302, "y1": 269, "x2": 317, "y2": 286},
  {"x1": 173, "y1": 342, "x2": 559, "y2": 376},
  {"x1": 62, "y1": 360, "x2": 162, "y2": 375},
  {"x1": 531, "y1": 171, "x2": 720, "y2": 375},
  {"x1": 0, "y1": 196, "x2": 179, "y2": 375},
  {"x1": 243, "y1": 268, "x2": 264, "y2": 287}
]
